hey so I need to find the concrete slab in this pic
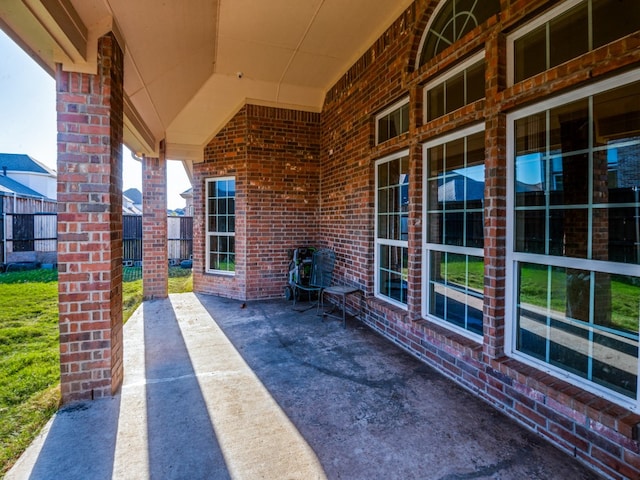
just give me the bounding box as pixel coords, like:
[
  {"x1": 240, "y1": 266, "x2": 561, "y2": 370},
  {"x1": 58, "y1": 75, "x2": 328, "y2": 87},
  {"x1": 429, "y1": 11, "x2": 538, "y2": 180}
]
[{"x1": 6, "y1": 293, "x2": 604, "y2": 479}]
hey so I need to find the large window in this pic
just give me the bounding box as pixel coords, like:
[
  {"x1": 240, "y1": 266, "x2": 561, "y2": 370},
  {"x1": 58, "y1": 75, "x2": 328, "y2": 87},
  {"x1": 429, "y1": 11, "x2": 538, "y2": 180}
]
[
  {"x1": 423, "y1": 125, "x2": 485, "y2": 338},
  {"x1": 376, "y1": 98, "x2": 409, "y2": 145},
  {"x1": 424, "y1": 52, "x2": 485, "y2": 122},
  {"x1": 508, "y1": 0, "x2": 640, "y2": 85},
  {"x1": 375, "y1": 151, "x2": 409, "y2": 307},
  {"x1": 416, "y1": 0, "x2": 499, "y2": 68},
  {"x1": 507, "y1": 72, "x2": 640, "y2": 407},
  {"x1": 206, "y1": 177, "x2": 236, "y2": 274}
]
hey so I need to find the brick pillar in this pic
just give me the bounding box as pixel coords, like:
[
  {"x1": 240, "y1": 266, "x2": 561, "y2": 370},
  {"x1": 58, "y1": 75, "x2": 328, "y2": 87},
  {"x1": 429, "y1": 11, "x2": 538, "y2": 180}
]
[
  {"x1": 142, "y1": 142, "x2": 168, "y2": 299},
  {"x1": 483, "y1": 31, "x2": 507, "y2": 359},
  {"x1": 56, "y1": 32, "x2": 124, "y2": 403}
]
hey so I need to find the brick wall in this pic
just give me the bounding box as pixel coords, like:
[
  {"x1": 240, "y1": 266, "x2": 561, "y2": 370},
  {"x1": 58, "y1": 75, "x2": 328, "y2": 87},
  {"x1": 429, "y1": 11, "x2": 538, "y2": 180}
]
[
  {"x1": 315, "y1": 1, "x2": 640, "y2": 479},
  {"x1": 193, "y1": 105, "x2": 321, "y2": 300},
  {"x1": 142, "y1": 145, "x2": 168, "y2": 300},
  {"x1": 192, "y1": 0, "x2": 640, "y2": 477},
  {"x1": 56, "y1": 32, "x2": 124, "y2": 403}
]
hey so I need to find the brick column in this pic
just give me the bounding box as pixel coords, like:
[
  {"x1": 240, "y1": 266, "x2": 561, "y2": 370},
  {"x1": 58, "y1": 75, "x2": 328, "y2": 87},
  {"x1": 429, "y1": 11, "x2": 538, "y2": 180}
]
[
  {"x1": 143, "y1": 142, "x2": 168, "y2": 299},
  {"x1": 483, "y1": 31, "x2": 507, "y2": 359},
  {"x1": 56, "y1": 32, "x2": 124, "y2": 403}
]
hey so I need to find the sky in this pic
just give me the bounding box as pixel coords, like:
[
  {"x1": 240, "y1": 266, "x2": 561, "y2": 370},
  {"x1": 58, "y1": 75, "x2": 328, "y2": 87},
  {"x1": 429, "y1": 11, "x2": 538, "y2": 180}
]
[{"x1": 0, "y1": 29, "x2": 191, "y2": 210}]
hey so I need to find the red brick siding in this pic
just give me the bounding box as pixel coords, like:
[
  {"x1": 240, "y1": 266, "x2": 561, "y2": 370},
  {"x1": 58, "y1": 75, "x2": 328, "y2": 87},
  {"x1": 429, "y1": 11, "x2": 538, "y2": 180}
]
[
  {"x1": 193, "y1": 106, "x2": 248, "y2": 300},
  {"x1": 193, "y1": 105, "x2": 321, "y2": 300},
  {"x1": 143, "y1": 146, "x2": 168, "y2": 300},
  {"x1": 316, "y1": 1, "x2": 640, "y2": 479},
  {"x1": 56, "y1": 32, "x2": 124, "y2": 403}
]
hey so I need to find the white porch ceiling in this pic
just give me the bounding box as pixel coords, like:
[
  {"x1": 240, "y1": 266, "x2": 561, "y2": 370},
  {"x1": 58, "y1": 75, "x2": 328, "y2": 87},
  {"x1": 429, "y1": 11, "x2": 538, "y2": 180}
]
[{"x1": 0, "y1": 0, "x2": 414, "y2": 163}]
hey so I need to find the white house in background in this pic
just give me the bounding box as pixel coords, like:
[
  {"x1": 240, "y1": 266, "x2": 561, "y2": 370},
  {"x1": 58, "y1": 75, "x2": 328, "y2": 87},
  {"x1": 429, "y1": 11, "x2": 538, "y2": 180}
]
[
  {"x1": 180, "y1": 187, "x2": 193, "y2": 216},
  {"x1": 0, "y1": 153, "x2": 56, "y2": 200}
]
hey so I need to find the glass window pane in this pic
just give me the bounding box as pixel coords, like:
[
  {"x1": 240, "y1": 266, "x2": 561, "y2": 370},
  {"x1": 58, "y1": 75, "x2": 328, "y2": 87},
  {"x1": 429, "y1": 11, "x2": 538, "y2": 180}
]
[
  {"x1": 428, "y1": 212, "x2": 443, "y2": 244},
  {"x1": 466, "y1": 61, "x2": 485, "y2": 103},
  {"x1": 217, "y1": 198, "x2": 227, "y2": 215},
  {"x1": 429, "y1": 145, "x2": 444, "y2": 177},
  {"x1": 593, "y1": 81, "x2": 640, "y2": 147},
  {"x1": 400, "y1": 103, "x2": 410, "y2": 134},
  {"x1": 515, "y1": 154, "x2": 545, "y2": 207},
  {"x1": 514, "y1": 25, "x2": 546, "y2": 83},
  {"x1": 549, "y1": 2, "x2": 588, "y2": 69},
  {"x1": 378, "y1": 162, "x2": 389, "y2": 187},
  {"x1": 446, "y1": 138, "x2": 465, "y2": 171},
  {"x1": 389, "y1": 158, "x2": 400, "y2": 185},
  {"x1": 549, "y1": 99, "x2": 589, "y2": 153},
  {"x1": 389, "y1": 109, "x2": 400, "y2": 138},
  {"x1": 465, "y1": 211, "x2": 484, "y2": 248},
  {"x1": 515, "y1": 209, "x2": 545, "y2": 254},
  {"x1": 427, "y1": 84, "x2": 444, "y2": 122},
  {"x1": 593, "y1": 0, "x2": 640, "y2": 49},
  {"x1": 445, "y1": 71, "x2": 465, "y2": 114},
  {"x1": 516, "y1": 113, "x2": 546, "y2": 157},
  {"x1": 378, "y1": 117, "x2": 389, "y2": 143},
  {"x1": 606, "y1": 207, "x2": 639, "y2": 264}
]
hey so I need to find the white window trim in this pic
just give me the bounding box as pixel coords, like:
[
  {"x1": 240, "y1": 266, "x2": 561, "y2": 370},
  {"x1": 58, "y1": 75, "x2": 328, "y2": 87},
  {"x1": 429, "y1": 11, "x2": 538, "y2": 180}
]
[
  {"x1": 374, "y1": 149, "x2": 409, "y2": 310},
  {"x1": 205, "y1": 176, "x2": 236, "y2": 276},
  {"x1": 505, "y1": 68, "x2": 640, "y2": 411},
  {"x1": 422, "y1": 51, "x2": 485, "y2": 124},
  {"x1": 422, "y1": 122, "x2": 485, "y2": 343},
  {"x1": 506, "y1": 0, "x2": 584, "y2": 86},
  {"x1": 414, "y1": 0, "x2": 450, "y2": 70},
  {"x1": 375, "y1": 97, "x2": 410, "y2": 146}
]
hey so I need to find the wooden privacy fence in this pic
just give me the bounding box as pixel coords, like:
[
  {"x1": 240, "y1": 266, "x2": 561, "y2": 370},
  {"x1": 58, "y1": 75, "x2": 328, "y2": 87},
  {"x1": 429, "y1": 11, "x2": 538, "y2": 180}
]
[{"x1": 1, "y1": 213, "x2": 193, "y2": 265}]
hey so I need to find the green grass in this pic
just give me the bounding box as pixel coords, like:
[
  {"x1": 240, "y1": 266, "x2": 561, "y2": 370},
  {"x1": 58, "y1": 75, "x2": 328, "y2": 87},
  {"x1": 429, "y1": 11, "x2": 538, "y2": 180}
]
[
  {"x1": 0, "y1": 270, "x2": 60, "y2": 477},
  {"x1": 445, "y1": 259, "x2": 640, "y2": 333},
  {"x1": 0, "y1": 267, "x2": 193, "y2": 476}
]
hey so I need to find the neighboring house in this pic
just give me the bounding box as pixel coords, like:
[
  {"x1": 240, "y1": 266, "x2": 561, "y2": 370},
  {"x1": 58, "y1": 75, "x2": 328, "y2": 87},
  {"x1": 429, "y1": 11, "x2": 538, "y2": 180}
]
[
  {"x1": 180, "y1": 187, "x2": 193, "y2": 216},
  {"x1": 0, "y1": 153, "x2": 57, "y2": 201},
  {"x1": 123, "y1": 187, "x2": 142, "y2": 212},
  {"x1": 123, "y1": 192, "x2": 142, "y2": 215}
]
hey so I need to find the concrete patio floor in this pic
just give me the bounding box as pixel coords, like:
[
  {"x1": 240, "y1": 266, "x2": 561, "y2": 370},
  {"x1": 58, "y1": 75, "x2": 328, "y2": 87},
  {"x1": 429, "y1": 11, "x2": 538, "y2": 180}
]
[{"x1": 7, "y1": 292, "x2": 604, "y2": 479}]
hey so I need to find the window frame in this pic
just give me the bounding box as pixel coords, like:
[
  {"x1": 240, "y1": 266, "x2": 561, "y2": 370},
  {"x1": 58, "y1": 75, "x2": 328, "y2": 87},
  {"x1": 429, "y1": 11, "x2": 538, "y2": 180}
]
[
  {"x1": 422, "y1": 122, "x2": 486, "y2": 342},
  {"x1": 505, "y1": 68, "x2": 640, "y2": 410},
  {"x1": 506, "y1": 0, "x2": 583, "y2": 86},
  {"x1": 205, "y1": 176, "x2": 236, "y2": 275},
  {"x1": 415, "y1": 0, "x2": 499, "y2": 69},
  {"x1": 422, "y1": 51, "x2": 485, "y2": 124},
  {"x1": 374, "y1": 149, "x2": 410, "y2": 309},
  {"x1": 375, "y1": 97, "x2": 410, "y2": 146}
]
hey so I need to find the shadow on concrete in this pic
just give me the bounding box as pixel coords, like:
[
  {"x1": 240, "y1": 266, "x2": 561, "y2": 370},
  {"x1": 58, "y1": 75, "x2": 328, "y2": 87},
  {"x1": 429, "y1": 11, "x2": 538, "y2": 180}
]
[
  {"x1": 25, "y1": 397, "x2": 121, "y2": 479},
  {"x1": 196, "y1": 294, "x2": 604, "y2": 480},
  {"x1": 142, "y1": 300, "x2": 230, "y2": 479}
]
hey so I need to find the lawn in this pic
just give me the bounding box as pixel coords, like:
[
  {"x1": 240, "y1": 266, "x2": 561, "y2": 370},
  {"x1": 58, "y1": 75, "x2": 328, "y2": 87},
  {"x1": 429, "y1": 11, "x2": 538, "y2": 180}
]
[{"x1": 0, "y1": 267, "x2": 192, "y2": 476}]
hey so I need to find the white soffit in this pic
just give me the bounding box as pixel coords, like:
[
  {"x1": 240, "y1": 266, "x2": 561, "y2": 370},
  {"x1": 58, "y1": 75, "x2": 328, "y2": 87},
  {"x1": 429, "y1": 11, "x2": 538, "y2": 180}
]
[
  {"x1": 167, "y1": 0, "x2": 414, "y2": 156},
  {"x1": 1, "y1": 0, "x2": 414, "y2": 160}
]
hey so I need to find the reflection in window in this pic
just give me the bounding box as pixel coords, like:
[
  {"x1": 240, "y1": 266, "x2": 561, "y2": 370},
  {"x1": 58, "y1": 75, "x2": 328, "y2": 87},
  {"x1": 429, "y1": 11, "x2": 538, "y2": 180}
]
[
  {"x1": 206, "y1": 178, "x2": 236, "y2": 273},
  {"x1": 517, "y1": 264, "x2": 639, "y2": 399},
  {"x1": 376, "y1": 152, "x2": 409, "y2": 307},
  {"x1": 514, "y1": 81, "x2": 640, "y2": 264},
  {"x1": 429, "y1": 252, "x2": 484, "y2": 335},
  {"x1": 510, "y1": 75, "x2": 640, "y2": 402},
  {"x1": 424, "y1": 125, "x2": 485, "y2": 337},
  {"x1": 511, "y1": 0, "x2": 640, "y2": 84},
  {"x1": 427, "y1": 130, "x2": 485, "y2": 248}
]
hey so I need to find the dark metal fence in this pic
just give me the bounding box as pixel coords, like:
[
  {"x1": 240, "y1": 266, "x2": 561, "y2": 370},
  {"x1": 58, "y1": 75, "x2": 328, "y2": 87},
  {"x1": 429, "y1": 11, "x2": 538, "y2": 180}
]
[{"x1": 2, "y1": 213, "x2": 193, "y2": 266}]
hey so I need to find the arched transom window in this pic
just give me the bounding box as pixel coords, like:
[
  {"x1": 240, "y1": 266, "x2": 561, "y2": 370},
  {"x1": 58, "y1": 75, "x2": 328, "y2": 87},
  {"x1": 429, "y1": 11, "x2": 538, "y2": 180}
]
[{"x1": 417, "y1": 0, "x2": 500, "y2": 68}]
